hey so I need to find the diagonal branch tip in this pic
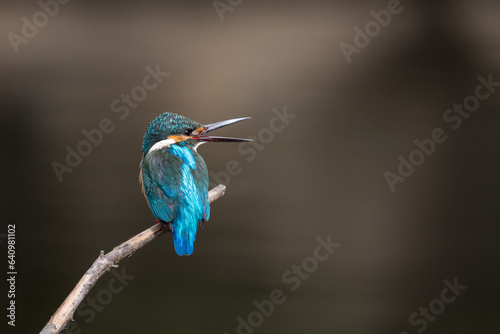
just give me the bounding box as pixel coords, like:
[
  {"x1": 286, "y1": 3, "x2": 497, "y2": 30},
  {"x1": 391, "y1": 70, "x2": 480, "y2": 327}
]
[{"x1": 39, "y1": 185, "x2": 227, "y2": 334}]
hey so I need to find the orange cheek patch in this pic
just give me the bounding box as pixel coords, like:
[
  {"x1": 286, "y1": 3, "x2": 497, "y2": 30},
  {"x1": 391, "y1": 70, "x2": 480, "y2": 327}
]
[
  {"x1": 168, "y1": 135, "x2": 190, "y2": 142},
  {"x1": 192, "y1": 127, "x2": 205, "y2": 136}
]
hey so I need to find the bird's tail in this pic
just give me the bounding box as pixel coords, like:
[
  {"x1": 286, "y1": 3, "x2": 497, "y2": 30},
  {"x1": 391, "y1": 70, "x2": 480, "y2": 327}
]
[{"x1": 172, "y1": 226, "x2": 196, "y2": 256}]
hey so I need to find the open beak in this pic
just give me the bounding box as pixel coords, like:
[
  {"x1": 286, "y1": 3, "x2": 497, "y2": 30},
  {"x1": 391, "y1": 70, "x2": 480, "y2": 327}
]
[{"x1": 193, "y1": 117, "x2": 252, "y2": 142}]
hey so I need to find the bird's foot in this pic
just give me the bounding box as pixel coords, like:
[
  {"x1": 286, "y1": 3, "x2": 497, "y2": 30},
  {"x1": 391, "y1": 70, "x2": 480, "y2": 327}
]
[
  {"x1": 199, "y1": 219, "x2": 207, "y2": 229},
  {"x1": 156, "y1": 219, "x2": 173, "y2": 233}
]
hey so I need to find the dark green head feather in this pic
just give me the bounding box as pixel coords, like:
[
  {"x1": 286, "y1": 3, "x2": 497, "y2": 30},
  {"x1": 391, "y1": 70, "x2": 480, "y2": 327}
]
[{"x1": 142, "y1": 112, "x2": 202, "y2": 154}]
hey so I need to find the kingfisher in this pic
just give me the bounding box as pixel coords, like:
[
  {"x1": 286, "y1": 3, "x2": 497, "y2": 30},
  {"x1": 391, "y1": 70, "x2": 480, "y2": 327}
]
[{"x1": 139, "y1": 112, "x2": 251, "y2": 256}]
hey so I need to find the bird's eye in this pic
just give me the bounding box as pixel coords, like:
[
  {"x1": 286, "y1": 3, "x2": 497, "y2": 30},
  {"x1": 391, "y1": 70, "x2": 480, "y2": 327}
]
[{"x1": 184, "y1": 130, "x2": 191, "y2": 136}]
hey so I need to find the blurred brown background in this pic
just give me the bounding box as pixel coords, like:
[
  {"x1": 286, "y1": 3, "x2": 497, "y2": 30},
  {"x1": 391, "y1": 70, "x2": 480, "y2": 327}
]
[{"x1": 2, "y1": 0, "x2": 500, "y2": 333}]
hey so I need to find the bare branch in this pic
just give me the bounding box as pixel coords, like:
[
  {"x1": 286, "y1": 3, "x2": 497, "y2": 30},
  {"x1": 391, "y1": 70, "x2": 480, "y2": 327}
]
[{"x1": 40, "y1": 184, "x2": 226, "y2": 334}]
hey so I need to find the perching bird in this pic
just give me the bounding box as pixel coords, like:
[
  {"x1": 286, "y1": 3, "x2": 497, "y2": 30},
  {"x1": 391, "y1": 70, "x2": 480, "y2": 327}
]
[{"x1": 139, "y1": 112, "x2": 251, "y2": 256}]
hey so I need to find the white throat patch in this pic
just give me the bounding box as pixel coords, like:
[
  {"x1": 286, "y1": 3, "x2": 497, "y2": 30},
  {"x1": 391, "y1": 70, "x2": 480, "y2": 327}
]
[
  {"x1": 193, "y1": 142, "x2": 206, "y2": 152},
  {"x1": 149, "y1": 138, "x2": 176, "y2": 152}
]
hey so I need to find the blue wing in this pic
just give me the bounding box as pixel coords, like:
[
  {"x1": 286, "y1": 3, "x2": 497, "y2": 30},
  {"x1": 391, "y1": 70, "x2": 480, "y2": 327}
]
[{"x1": 141, "y1": 150, "x2": 182, "y2": 223}]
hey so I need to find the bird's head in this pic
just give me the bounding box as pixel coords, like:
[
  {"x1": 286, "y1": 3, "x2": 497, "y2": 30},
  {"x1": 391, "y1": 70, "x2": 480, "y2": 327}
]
[{"x1": 142, "y1": 112, "x2": 251, "y2": 154}]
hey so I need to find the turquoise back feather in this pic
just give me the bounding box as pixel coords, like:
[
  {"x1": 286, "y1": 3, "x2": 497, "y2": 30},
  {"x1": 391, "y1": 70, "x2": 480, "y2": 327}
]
[{"x1": 141, "y1": 141, "x2": 209, "y2": 256}]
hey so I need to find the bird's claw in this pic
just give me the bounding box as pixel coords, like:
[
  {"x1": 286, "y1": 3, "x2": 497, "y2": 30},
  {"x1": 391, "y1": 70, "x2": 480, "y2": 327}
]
[{"x1": 157, "y1": 220, "x2": 173, "y2": 233}]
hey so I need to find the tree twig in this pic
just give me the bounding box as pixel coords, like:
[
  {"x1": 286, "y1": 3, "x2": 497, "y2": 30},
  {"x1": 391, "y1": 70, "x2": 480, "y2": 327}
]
[{"x1": 40, "y1": 184, "x2": 226, "y2": 334}]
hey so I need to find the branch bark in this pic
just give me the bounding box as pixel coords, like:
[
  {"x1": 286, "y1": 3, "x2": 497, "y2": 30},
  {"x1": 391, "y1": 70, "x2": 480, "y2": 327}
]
[{"x1": 40, "y1": 184, "x2": 226, "y2": 334}]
